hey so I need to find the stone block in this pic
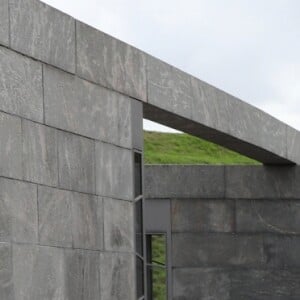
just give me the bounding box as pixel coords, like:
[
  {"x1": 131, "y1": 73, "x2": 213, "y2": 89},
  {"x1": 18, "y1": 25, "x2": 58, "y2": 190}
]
[
  {"x1": 287, "y1": 126, "x2": 300, "y2": 164},
  {"x1": 76, "y1": 21, "x2": 146, "y2": 101},
  {"x1": 96, "y1": 142, "x2": 133, "y2": 200},
  {"x1": 71, "y1": 194, "x2": 103, "y2": 250},
  {"x1": 0, "y1": 47, "x2": 43, "y2": 122},
  {"x1": 0, "y1": 0, "x2": 9, "y2": 46},
  {"x1": 0, "y1": 178, "x2": 37, "y2": 243},
  {"x1": 172, "y1": 233, "x2": 265, "y2": 267},
  {"x1": 10, "y1": 0, "x2": 75, "y2": 72},
  {"x1": 58, "y1": 131, "x2": 95, "y2": 194},
  {"x1": 173, "y1": 268, "x2": 230, "y2": 300},
  {"x1": 100, "y1": 252, "x2": 135, "y2": 300},
  {"x1": 0, "y1": 243, "x2": 13, "y2": 300},
  {"x1": 131, "y1": 99, "x2": 143, "y2": 150},
  {"x1": 0, "y1": 112, "x2": 22, "y2": 179},
  {"x1": 172, "y1": 199, "x2": 234, "y2": 233},
  {"x1": 22, "y1": 120, "x2": 58, "y2": 186},
  {"x1": 38, "y1": 186, "x2": 72, "y2": 247},
  {"x1": 103, "y1": 198, "x2": 134, "y2": 251}
]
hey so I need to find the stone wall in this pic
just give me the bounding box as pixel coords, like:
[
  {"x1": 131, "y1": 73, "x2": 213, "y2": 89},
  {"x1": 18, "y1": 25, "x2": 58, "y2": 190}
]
[{"x1": 145, "y1": 165, "x2": 300, "y2": 300}]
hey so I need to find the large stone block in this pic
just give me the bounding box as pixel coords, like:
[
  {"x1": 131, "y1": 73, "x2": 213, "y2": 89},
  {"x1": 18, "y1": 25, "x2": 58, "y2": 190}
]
[
  {"x1": 100, "y1": 252, "x2": 135, "y2": 300},
  {"x1": 173, "y1": 268, "x2": 230, "y2": 300},
  {"x1": 172, "y1": 199, "x2": 234, "y2": 233},
  {"x1": 0, "y1": 0, "x2": 9, "y2": 46},
  {"x1": 0, "y1": 178, "x2": 37, "y2": 243},
  {"x1": 287, "y1": 126, "x2": 300, "y2": 164},
  {"x1": 103, "y1": 198, "x2": 134, "y2": 251},
  {"x1": 0, "y1": 112, "x2": 22, "y2": 179},
  {"x1": 0, "y1": 47, "x2": 43, "y2": 122},
  {"x1": 10, "y1": 0, "x2": 75, "y2": 72},
  {"x1": 0, "y1": 243, "x2": 13, "y2": 300},
  {"x1": 58, "y1": 131, "x2": 95, "y2": 194},
  {"x1": 131, "y1": 99, "x2": 143, "y2": 150},
  {"x1": 96, "y1": 142, "x2": 133, "y2": 200},
  {"x1": 22, "y1": 120, "x2": 58, "y2": 186},
  {"x1": 71, "y1": 195, "x2": 103, "y2": 250},
  {"x1": 76, "y1": 21, "x2": 147, "y2": 101},
  {"x1": 38, "y1": 186, "x2": 72, "y2": 247}
]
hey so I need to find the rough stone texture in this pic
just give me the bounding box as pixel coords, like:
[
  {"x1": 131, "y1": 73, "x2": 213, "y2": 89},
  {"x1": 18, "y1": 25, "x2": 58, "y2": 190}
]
[
  {"x1": 0, "y1": 47, "x2": 43, "y2": 122},
  {"x1": 0, "y1": 178, "x2": 37, "y2": 243},
  {"x1": 10, "y1": 0, "x2": 75, "y2": 73},
  {"x1": 38, "y1": 186, "x2": 72, "y2": 248},
  {"x1": 103, "y1": 198, "x2": 134, "y2": 251},
  {"x1": 173, "y1": 268, "x2": 230, "y2": 300},
  {"x1": 58, "y1": 131, "x2": 95, "y2": 194},
  {"x1": 287, "y1": 126, "x2": 300, "y2": 164},
  {"x1": 77, "y1": 21, "x2": 147, "y2": 101},
  {"x1": 71, "y1": 194, "x2": 103, "y2": 250},
  {"x1": 0, "y1": 243, "x2": 13, "y2": 300},
  {"x1": 172, "y1": 199, "x2": 234, "y2": 233},
  {"x1": 0, "y1": 112, "x2": 22, "y2": 179},
  {"x1": 96, "y1": 142, "x2": 133, "y2": 200},
  {"x1": 100, "y1": 252, "x2": 135, "y2": 300},
  {"x1": 0, "y1": 0, "x2": 9, "y2": 46},
  {"x1": 22, "y1": 120, "x2": 58, "y2": 186}
]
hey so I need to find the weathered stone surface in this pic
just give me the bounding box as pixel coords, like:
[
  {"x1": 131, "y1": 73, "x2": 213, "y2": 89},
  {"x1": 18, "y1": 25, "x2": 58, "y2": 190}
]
[
  {"x1": 0, "y1": 112, "x2": 22, "y2": 179},
  {"x1": 131, "y1": 99, "x2": 143, "y2": 150},
  {"x1": 71, "y1": 195, "x2": 103, "y2": 250},
  {"x1": 0, "y1": 0, "x2": 9, "y2": 46},
  {"x1": 58, "y1": 131, "x2": 95, "y2": 194},
  {"x1": 0, "y1": 243, "x2": 13, "y2": 300},
  {"x1": 10, "y1": 0, "x2": 75, "y2": 72},
  {"x1": 38, "y1": 186, "x2": 72, "y2": 247},
  {"x1": 96, "y1": 142, "x2": 133, "y2": 200},
  {"x1": 103, "y1": 198, "x2": 134, "y2": 251},
  {"x1": 172, "y1": 233, "x2": 265, "y2": 267},
  {"x1": 0, "y1": 178, "x2": 37, "y2": 243},
  {"x1": 100, "y1": 252, "x2": 135, "y2": 300},
  {"x1": 287, "y1": 126, "x2": 300, "y2": 164},
  {"x1": 22, "y1": 120, "x2": 58, "y2": 186},
  {"x1": 77, "y1": 21, "x2": 146, "y2": 101},
  {"x1": 173, "y1": 268, "x2": 230, "y2": 300},
  {"x1": 118, "y1": 96, "x2": 133, "y2": 149},
  {"x1": 0, "y1": 47, "x2": 43, "y2": 122},
  {"x1": 145, "y1": 165, "x2": 225, "y2": 199},
  {"x1": 172, "y1": 199, "x2": 234, "y2": 233}
]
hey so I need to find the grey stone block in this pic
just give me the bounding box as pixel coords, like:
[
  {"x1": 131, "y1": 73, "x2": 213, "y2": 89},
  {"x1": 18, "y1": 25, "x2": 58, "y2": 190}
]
[
  {"x1": 0, "y1": 178, "x2": 37, "y2": 243},
  {"x1": 10, "y1": 0, "x2": 75, "y2": 72},
  {"x1": 172, "y1": 199, "x2": 234, "y2": 233},
  {"x1": 22, "y1": 120, "x2": 58, "y2": 186},
  {"x1": 76, "y1": 21, "x2": 146, "y2": 101},
  {"x1": 131, "y1": 99, "x2": 143, "y2": 150},
  {"x1": 96, "y1": 142, "x2": 133, "y2": 200},
  {"x1": 173, "y1": 268, "x2": 230, "y2": 300},
  {"x1": 38, "y1": 186, "x2": 72, "y2": 247},
  {"x1": 71, "y1": 194, "x2": 103, "y2": 250},
  {"x1": 0, "y1": 243, "x2": 13, "y2": 300},
  {"x1": 147, "y1": 55, "x2": 193, "y2": 119},
  {"x1": 0, "y1": 112, "x2": 22, "y2": 179},
  {"x1": 100, "y1": 252, "x2": 135, "y2": 300},
  {"x1": 172, "y1": 233, "x2": 265, "y2": 267},
  {"x1": 287, "y1": 126, "x2": 300, "y2": 164},
  {"x1": 103, "y1": 198, "x2": 134, "y2": 251},
  {"x1": 58, "y1": 131, "x2": 95, "y2": 194},
  {"x1": 0, "y1": 0, "x2": 9, "y2": 46},
  {"x1": 145, "y1": 165, "x2": 225, "y2": 199},
  {"x1": 0, "y1": 47, "x2": 43, "y2": 122}
]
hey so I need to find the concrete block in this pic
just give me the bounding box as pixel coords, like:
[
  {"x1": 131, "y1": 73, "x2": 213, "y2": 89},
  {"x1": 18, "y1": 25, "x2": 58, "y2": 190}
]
[
  {"x1": 118, "y1": 95, "x2": 133, "y2": 149},
  {"x1": 131, "y1": 99, "x2": 143, "y2": 150},
  {"x1": 58, "y1": 131, "x2": 95, "y2": 194},
  {"x1": 0, "y1": 47, "x2": 43, "y2": 122},
  {"x1": 0, "y1": 112, "x2": 22, "y2": 179},
  {"x1": 38, "y1": 186, "x2": 72, "y2": 247},
  {"x1": 172, "y1": 233, "x2": 265, "y2": 267},
  {"x1": 145, "y1": 165, "x2": 225, "y2": 199},
  {"x1": 0, "y1": 178, "x2": 37, "y2": 243},
  {"x1": 71, "y1": 195, "x2": 103, "y2": 250},
  {"x1": 100, "y1": 252, "x2": 135, "y2": 300},
  {"x1": 96, "y1": 142, "x2": 133, "y2": 200},
  {"x1": 173, "y1": 268, "x2": 230, "y2": 300},
  {"x1": 103, "y1": 198, "x2": 134, "y2": 251},
  {"x1": 147, "y1": 55, "x2": 193, "y2": 119},
  {"x1": 0, "y1": 243, "x2": 13, "y2": 300},
  {"x1": 22, "y1": 120, "x2": 58, "y2": 186},
  {"x1": 287, "y1": 126, "x2": 300, "y2": 164},
  {"x1": 10, "y1": 0, "x2": 75, "y2": 72},
  {"x1": 0, "y1": 0, "x2": 9, "y2": 46},
  {"x1": 76, "y1": 21, "x2": 146, "y2": 101},
  {"x1": 172, "y1": 199, "x2": 234, "y2": 233}
]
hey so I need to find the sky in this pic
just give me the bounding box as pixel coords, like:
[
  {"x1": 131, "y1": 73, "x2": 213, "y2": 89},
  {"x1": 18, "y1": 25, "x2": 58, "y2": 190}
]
[{"x1": 44, "y1": 0, "x2": 300, "y2": 132}]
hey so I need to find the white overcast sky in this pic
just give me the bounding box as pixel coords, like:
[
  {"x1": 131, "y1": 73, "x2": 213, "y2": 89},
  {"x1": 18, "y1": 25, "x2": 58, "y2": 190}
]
[{"x1": 44, "y1": 0, "x2": 300, "y2": 132}]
